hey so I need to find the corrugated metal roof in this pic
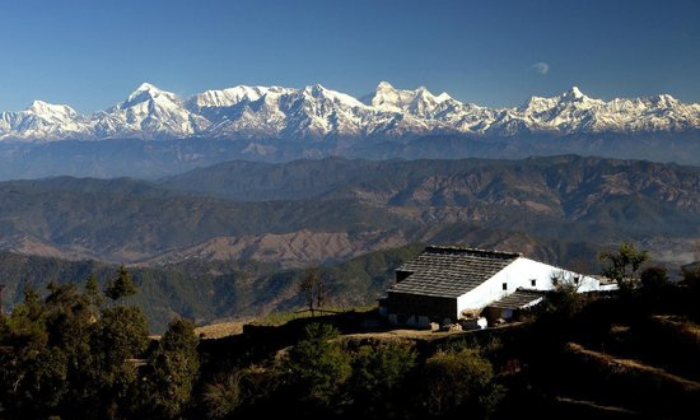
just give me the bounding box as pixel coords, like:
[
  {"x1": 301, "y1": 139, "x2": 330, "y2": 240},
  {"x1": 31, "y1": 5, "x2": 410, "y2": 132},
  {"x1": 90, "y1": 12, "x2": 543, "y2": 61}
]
[
  {"x1": 389, "y1": 246, "x2": 521, "y2": 298},
  {"x1": 488, "y1": 289, "x2": 546, "y2": 309}
]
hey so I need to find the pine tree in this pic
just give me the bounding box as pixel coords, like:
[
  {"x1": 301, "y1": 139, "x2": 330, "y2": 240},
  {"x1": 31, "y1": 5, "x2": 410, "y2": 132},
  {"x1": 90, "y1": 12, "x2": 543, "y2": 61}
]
[
  {"x1": 84, "y1": 274, "x2": 104, "y2": 311},
  {"x1": 298, "y1": 269, "x2": 327, "y2": 316},
  {"x1": 148, "y1": 318, "x2": 200, "y2": 419},
  {"x1": 105, "y1": 265, "x2": 138, "y2": 302},
  {"x1": 280, "y1": 323, "x2": 350, "y2": 407}
]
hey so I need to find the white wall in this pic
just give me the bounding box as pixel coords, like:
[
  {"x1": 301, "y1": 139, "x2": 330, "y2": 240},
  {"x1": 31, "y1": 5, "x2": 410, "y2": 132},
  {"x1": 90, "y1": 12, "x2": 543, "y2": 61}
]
[
  {"x1": 456, "y1": 257, "x2": 604, "y2": 317},
  {"x1": 515, "y1": 258, "x2": 602, "y2": 292}
]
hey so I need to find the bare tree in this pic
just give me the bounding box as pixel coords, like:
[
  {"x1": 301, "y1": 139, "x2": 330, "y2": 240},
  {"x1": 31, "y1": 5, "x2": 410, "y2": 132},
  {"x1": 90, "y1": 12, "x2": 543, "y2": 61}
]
[
  {"x1": 298, "y1": 268, "x2": 326, "y2": 316},
  {"x1": 316, "y1": 279, "x2": 327, "y2": 311}
]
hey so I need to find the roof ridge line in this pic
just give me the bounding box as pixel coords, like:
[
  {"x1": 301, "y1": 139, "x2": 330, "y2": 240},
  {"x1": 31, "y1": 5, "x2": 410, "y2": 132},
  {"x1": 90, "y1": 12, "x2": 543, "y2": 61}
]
[{"x1": 425, "y1": 245, "x2": 523, "y2": 258}]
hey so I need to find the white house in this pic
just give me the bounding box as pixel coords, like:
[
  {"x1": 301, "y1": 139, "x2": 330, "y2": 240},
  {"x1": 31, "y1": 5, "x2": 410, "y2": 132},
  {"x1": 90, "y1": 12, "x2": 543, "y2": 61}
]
[{"x1": 383, "y1": 245, "x2": 616, "y2": 328}]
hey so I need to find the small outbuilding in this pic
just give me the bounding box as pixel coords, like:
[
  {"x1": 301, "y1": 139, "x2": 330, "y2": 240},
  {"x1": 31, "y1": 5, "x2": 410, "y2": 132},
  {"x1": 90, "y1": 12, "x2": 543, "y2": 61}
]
[{"x1": 383, "y1": 245, "x2": 615, "y2": 328}]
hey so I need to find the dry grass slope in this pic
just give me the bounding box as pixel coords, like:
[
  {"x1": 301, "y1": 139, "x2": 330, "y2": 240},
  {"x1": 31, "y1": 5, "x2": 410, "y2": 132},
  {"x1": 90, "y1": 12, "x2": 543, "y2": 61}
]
[
  {"x1": 565, "y1": 342, "x2": 700, "y2": 392},
  {"x1": 194, "y1": 321, "x2": 246, "y2": 339}
]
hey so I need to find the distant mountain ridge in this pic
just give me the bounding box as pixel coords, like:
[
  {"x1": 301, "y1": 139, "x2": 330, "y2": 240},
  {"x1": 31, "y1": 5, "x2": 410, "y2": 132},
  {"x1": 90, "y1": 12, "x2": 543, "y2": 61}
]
[
  {"x1": 5, "y1": 155, "x2": 700, "y2": 330},
  {"x1": 1, "y1": 82, "x2": 699, "y2": 141},
  {"x1": 2, "y1": 155, "x2": 700, "y2": 329},
  {"x1": 1, "y1": 156, "x2": 700, "y2": 267}
]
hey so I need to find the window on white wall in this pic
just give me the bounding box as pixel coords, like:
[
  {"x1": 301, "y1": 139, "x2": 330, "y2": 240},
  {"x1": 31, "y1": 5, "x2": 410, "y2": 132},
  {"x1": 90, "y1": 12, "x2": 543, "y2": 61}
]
[
  {"x1": 502, "y1": 282, "x2": 507, "y2": 291},
  {"x1": 531, "y1": 279, "x2": 536, "y2": 287}
]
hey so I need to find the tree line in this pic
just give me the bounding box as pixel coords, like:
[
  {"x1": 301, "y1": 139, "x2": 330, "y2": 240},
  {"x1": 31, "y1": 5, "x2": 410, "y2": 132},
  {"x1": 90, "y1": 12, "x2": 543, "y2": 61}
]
[
  {"x1": 0, "y1": 265, "x2": 505, "y2": 420},
  {"x1": 1, "y1": 242, "x2": 700, "y2": 419},
  {"x1": 0, "y1": 267, "x2": 198, "y2": 420}
]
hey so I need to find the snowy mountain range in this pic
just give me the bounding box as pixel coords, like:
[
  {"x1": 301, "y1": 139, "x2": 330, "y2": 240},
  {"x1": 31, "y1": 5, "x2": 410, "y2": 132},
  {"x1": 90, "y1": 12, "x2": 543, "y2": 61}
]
[{"x1": 1, "y1": 82, "x2": 699, "y2": 141}]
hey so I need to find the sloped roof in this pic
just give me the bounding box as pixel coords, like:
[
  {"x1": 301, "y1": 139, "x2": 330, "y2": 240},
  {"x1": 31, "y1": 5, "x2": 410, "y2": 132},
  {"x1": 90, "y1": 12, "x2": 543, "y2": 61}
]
[
  {"x1": 488, "y1": 289, "x2": 546, "y2": 310},
  {"x1": 389, "y1": 246, "x2": 521, "y2": 298}
]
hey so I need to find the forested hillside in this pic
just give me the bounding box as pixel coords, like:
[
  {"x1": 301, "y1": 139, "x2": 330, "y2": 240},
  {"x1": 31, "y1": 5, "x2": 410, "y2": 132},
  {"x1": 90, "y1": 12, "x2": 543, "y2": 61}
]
[
  {"x1": 0, "y1": 245, "x2": 424, "y2": 331},
  {"x1": 1, "y1": 155, "x2": 700, "y2": 328},
  {"x1": 1, "y1": 156, "x2": 700, "y2": 267}
]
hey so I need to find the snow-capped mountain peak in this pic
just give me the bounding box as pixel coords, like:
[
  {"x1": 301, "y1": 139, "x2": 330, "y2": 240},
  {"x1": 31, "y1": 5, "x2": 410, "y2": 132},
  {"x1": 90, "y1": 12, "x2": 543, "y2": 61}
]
[
  {"x1": 363, "y1": 81, "x2": 454, "y2": 115},
  {"x1": 653, "y1": 94, "x2": 679, "y2": 108},
  {"x1": 561, "y1": 87, "x2": 603, "y2": 109},
  {"x1": 435, "y1": 92, "x2": 453, "y2": 103},
  {"x1": 133, "y1": 82, "x2": 160, "y2": 93},
  {"x1": 0, "y1": 99, "x2": 86, "y2": 141},
  {"x1": 565, "y1": 86, "x2": 585, "y2": 100},
  {"x1": 300, "y1": 84, "x2": 365, "y2": 108},
  {"x1": 303, "y1": 83, "x2": 326, "y2": 95},
  {"x1": 187, "y1": 85, "x2": 281, "y2": 110},
  {"x1": 364, "y1": 81, "x2": 411, "y2": 110},
  {"x1": 414, "y1": 86, "x2": 452, "y2": 104},
  {"x1": 27, "y1": 100, "x2": 78, "y2": 119},
  {"x1": 0, "y1": 82, "x2": 698, "y2": 141},
  {"x1": 122, "y1": 82, "x2": 180, "y2": 108},
  {"x1": 87, "y1": 83, "x2": 208, "y2": 140}
]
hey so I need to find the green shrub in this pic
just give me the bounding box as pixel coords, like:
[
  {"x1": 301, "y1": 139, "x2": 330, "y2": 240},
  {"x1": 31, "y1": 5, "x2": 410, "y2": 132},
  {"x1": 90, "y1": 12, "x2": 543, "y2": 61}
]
[{"x1": 422, "y1": 347, "x2": 504, "y2": 419}]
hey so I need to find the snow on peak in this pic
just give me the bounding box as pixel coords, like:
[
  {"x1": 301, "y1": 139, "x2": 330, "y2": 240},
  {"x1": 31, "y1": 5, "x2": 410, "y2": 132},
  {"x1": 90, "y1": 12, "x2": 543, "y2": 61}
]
[
  {"x1": 435, "y1": 92, "x2": 453, "y2": 103},
  {"x1": 527, "y1": 87, "x2": 602, "y2": 109},
  {"x1": 362, "y1": 82, "x2": 463, "y2": 124},
  {"x1": 0, "y1": 99, "x2": 86, "y2": 142},
  {"x1": 87, "y1": 82, "x2": 209, "y2": 140},
  {"x1": 30, "y1": 99, "x2": 51, "y2": 109},
  {"x1": 303, "y1": 84, "x2": 327, "y2": 96},
  {"x1": 365, "y1": 83, "x2": 422, "y2": 109},
  {"x1": 300, "y1": 84, "x2": 364, "y2": 108},
  {"x1": 188, "y1": 85, "x2": 271, "y2": 109},
  {"x1": 27, "y1": 100, "x2": 77, "y2": 118},
  {"x1": 123, "y1": 82, "x2": 180, "y2": 107},
  {"x1": 568, "y1": 86, "x2": 585, "y2": 99},
  {"x1": 520, "y1": 95, "x2": 553, "y2": 110},
  {"x1": 135, "y1": 82, "x2": 160, "y2": 92},
  {"x1": 653, "y1": 94, "x2": 679, "y2": 107},
  {"x1": 557, "y1": 86, "x2": 600, "y2": 105},
  {"x1": 128, "y1": 82, "x2": 165, "y2": 99},
  {"x1": 414, "y1": 86, "x2": 452, "y2": 104},
  {"x1": 0, "y1": 81, "x2": 698, "y2": 142}
]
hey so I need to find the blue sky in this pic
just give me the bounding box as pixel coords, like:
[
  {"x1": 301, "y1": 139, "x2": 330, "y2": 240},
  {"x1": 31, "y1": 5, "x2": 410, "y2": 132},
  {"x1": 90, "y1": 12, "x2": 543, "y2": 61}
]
[{"x1": 0, "y1": 0, "x2": 698, "y2": 113}]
